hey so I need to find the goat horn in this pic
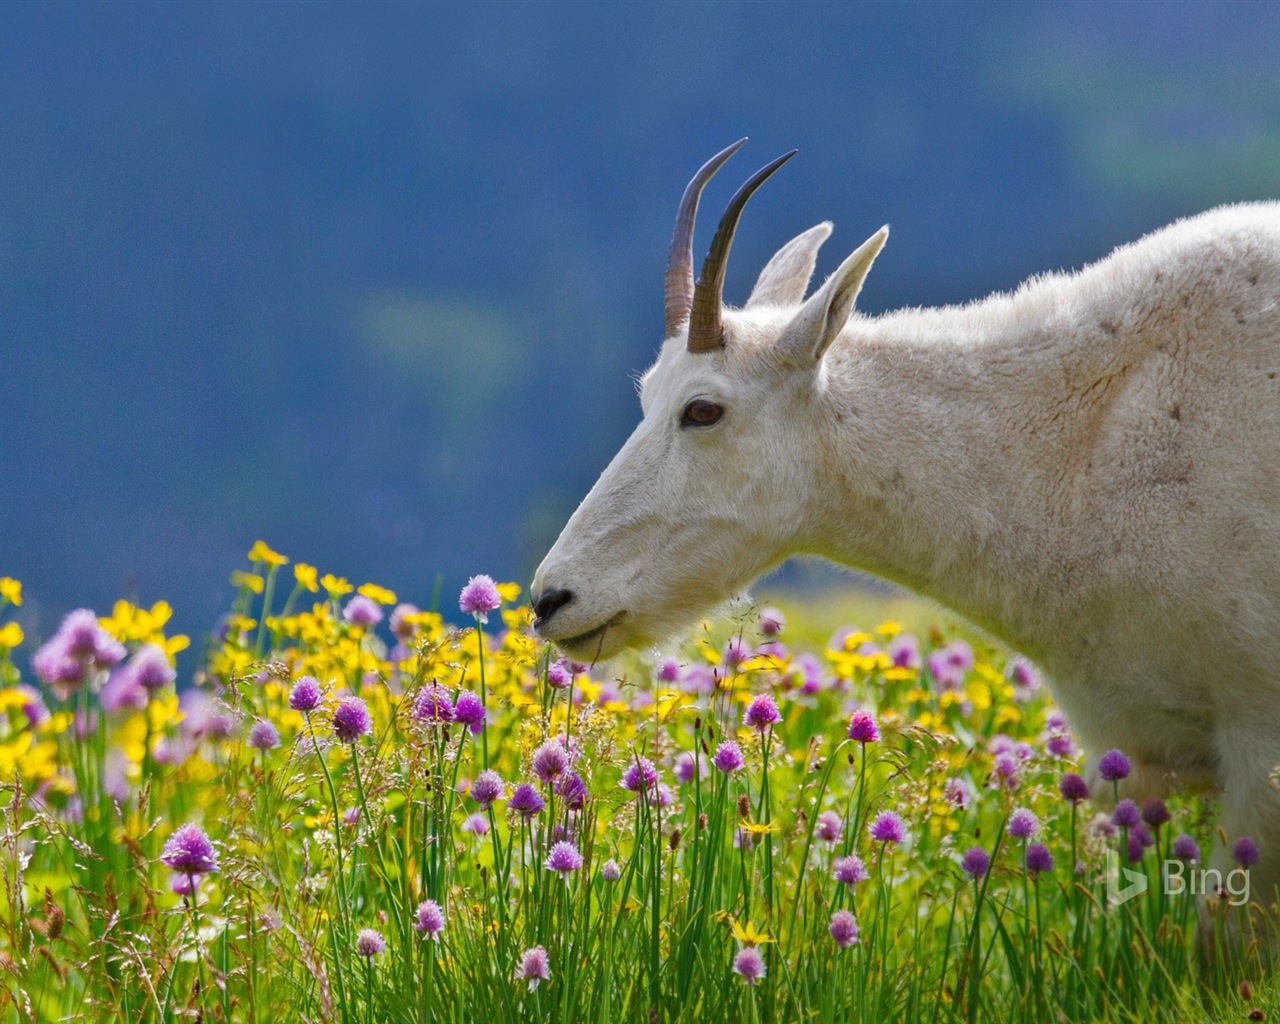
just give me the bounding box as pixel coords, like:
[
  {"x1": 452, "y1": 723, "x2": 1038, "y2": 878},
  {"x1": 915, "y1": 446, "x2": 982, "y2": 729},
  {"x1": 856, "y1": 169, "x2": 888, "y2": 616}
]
[
  {"x1": 688, "y1": 150, "x2": 797, "y2": 354},
  {"x1": 664, "y1": 139, "x2": 748, "y2": 339}
]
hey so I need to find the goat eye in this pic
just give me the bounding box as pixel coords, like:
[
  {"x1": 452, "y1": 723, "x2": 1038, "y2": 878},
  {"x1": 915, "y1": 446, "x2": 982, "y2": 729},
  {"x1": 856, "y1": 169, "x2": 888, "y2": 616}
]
[{"x1": 681, "y1": 400, "x2": 724, "y2": 428}]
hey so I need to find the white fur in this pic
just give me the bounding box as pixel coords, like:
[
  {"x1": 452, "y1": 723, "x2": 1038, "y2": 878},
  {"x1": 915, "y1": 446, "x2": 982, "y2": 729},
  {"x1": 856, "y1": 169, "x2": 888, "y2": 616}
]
[{"x1": 533, "y1": 201, "x2": 1280, "y2": 911}]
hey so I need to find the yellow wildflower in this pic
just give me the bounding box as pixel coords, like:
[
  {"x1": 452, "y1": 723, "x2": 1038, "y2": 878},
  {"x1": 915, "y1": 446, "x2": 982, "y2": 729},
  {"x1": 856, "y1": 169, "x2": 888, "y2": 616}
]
[
  {"x1": 248, "y1": 540, "x2": 289, "y2": 567},
  {"x1": 321, "y1": 573, "x2": 353, "y2": 598},
  {"x1": 0, "y1": 578, "x2": 21, "y2": 606},
  {"x1": 0, "y1": 622, "x2": 22, "y2": 648},
  {"x1": 294, "y1": 563, "x2": 319, "y2": 592},
  {"x1": 230, "y1": 571, "x2": 265, "y2": 595},
  {"x1": 357, "y1": 583, "x2": 398, "y2": 605},
  {"x1": 729, "y1": 919, "x2": 776, "y2": 945},
  {"x1": 876, "y1": 619, "x2": 903, "y2": 637},
  {"x1": 496, "y1": 581, "x2": 522, "y2": 603}
]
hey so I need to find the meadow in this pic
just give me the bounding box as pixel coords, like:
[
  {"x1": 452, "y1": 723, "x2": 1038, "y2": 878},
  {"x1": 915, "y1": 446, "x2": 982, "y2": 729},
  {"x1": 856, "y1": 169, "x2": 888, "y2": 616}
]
[{"x1": 0, "y1": 543, "x2": 1275, "y2": 1022}]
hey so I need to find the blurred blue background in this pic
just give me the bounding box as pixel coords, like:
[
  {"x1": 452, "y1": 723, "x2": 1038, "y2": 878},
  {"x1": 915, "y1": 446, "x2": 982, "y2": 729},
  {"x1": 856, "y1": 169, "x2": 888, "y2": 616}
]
[{"x1": 4, "y1": 0, "x2": 1279, "y2": 642}]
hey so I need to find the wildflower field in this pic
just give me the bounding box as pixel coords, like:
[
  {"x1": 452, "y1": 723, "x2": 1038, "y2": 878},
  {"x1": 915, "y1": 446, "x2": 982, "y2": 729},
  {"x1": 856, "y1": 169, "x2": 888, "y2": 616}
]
[{"x1": 0, "y1": 545, "x2": 1275, "y2": 1023}]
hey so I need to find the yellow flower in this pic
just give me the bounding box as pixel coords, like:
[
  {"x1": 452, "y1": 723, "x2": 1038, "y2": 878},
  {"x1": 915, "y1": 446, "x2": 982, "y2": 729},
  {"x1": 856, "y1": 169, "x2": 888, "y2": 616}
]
[
  {"x1": 294, "y1": 563, "x2": 319, "y2": 592},
  {"x1": 321, "y1": 573, "x2": 353, "y2": 598},
  {"x1": 0, "y1": 622, "x2": 22, "y2": 648},
  {"x1": 496, "y1": 582, "x2": 522, "y2": 603},
  {"x1": 876, "y1": 619, "x2": 903, "y2": 637},
  {"x1": 357, "y1": 583, "x2": 397, "y2": 605},
  {"x1": 0, "y1": 578, "x2": 21, "y2": 606},
  {"x1": 230, "y1": 571, "x2": 265, "y2": 595},
  {"x1": 729, "y1": 919, "x2": 776, "y2": 945},
  {"x1": 248, "y1": 540, "x2": 288, "y2": 567}
]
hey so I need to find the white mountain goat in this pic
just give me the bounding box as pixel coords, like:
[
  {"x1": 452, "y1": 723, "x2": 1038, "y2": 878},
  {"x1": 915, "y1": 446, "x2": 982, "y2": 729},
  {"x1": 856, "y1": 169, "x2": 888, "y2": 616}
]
[{"x1": 530, "y1": 139, "x2": 1280, "y2": 924}]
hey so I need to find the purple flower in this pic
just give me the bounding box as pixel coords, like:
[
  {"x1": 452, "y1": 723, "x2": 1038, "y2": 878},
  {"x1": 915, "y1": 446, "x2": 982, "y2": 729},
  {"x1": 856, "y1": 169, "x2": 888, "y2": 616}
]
[
  {"x1": 546, "y1": 662, "x2": 571, "y2": 689},
  {"x1": 674, "y1": 752, "x2": 700, "y2": 784},
  {"x1": 413, "y1": 685, "x2": 455, "y2": 724},
  {"x1": 247, "y1": 719, "x2": 280, "y2": 751},
  {"x1": 1059, "y1": 772, "x2": 1089, "y2": 804},
  {"x1": 545, "y1": 840, "x2": 583, "y2": 878},
  {"x1": 744, "y1": 693, "x2": 781, "y2": 732},
  {"x1": 355, "y1": 928, "x2": 385, "y2": 958},
  {"x1": 1045, "y1": 732, "x2": 1075, "y2": 758},
  {"x1": 944, "y1": 777, "x2": 974, "y2": 809},
  {"x1": 723, "y1": 637, "x2": 752, "y2": 667},
  {"x1": 161, "y1": 824, "x2": 218, "y2": 876},
  {"x1": 1097, "y1": 749, "x2": 1131, "y2": 782},
  {"x1": 532, "y1": 740, "x2": 570, "y2": 784},
  {"x1": 829, "y1": 909, "x2": 860, "y2": 949},
  {"x1": 390, "y1": 602, "x2": 420, "y2": 640},
  {"x1": 960, "y1": 846, "x2": 990, "y2": 880},
  {"x1": 712, "y1": 741, "x2": 744, "y2": 774},
  {"x1": 833, "y1": 855, "x2": 868, "y2": 886},
  {"x1": 600, "y1": 858, "x2": 621, "y2": 882},
  {"x1": 471, "y1": 769, "x2": 505, "y2": 808},
  {"x1": 1009, "y1": 657, "x2": 1040, "y2": 693},
  {"x1": 461, "y1": 812, "x2": 489, "y2": 837},
  {"x1": 870, "y1": 811, "x2": 907, "y2": 845},
  {"x1": 1141, "y1": 799, "x2": 1170, "y2": 829},
  {"x1": 888, "y1": 634, "x2": 921, "y2": 670},
  {"x1": 621, "y1": 755, "x2": 658, "y2": 793},
  {"x1": 459, "y1": 575, "x2": 501, "y2": 621},
  {"x1": 124, "y1": 643, "x2": 176, "y2": 692},
  {"x1": 657, "y1": 658, "x2": 682, "y2": 683},
  {"x1": 759, "y1": 607, "x2": 785, "y2": 637},
  {"x1": 332, "y1": 697, "x2": 372, "y2": 742},
  {"x1": 343, "y1": 595, "x2": 383, "y2": 628},
  {"x1": 453, "y1": 690, "x2": 486, "y2": 734},
  {"x1": 1171, "y1": 834, "x2": 1201, "y2": 863},
  {"x1": 1111, "y1": 799, "x2": 1140, "y2": 829},
  {"x1": 1008, "y1": 808, "x2": 1039, "y2": 840},
  {"x1": 556, "y1": 771, "x2": 588, "y2": 810},
  {"x1": 508, "y1": 783, "x2": 545, "y2": 819},
  {"x1": 993, "y1": 754, "x2": 1021, "y2": 790},
  {"x1": 516, "y1": 945, "x2": 550, "y2": 990},
  {"x1": 733, "y1": 946, "x2": 766, "y2": 985},
  {"x1": 169, "y1": 873, "x2": 196, "y2": 897},
  {"x1": 815, "y1": 811, "x2": 844, "y2": 845},
  {"x1": 1233, "y1": 836, "x2": 1260, "y2": 869},
  {"x1": 288, "y1": 676, "x2": 324, "y2": 713},
  {"x1": 847, "y1": 710, "x2": 880, "y2": 744},
  {"x1": 33, "y1": 609, "x2": 126, "y2": 697},
  {"x1": 414, "y1": 899, "x2": 445, "y2": 940},
  {"x1": 1025, "y1": 842, "x2": 1054, "y2": 875}
]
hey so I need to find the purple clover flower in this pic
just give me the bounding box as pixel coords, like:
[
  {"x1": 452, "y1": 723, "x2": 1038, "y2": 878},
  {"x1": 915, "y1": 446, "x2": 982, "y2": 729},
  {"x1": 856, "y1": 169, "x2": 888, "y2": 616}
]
[
  {"x1": 733, "y1": 946, "x2": 766, "y2": 985},
  {"x1": 600, "y1": 858, "x2": 621, "y2": 882},
  {"x1": 833, "y1": 855, "x2": 868, "y2": 886},
  {"x1": 414, "y1": 899, "x2": 445, "y2": 940},
  {"x1": 546, "y1": 662, "x2": 571, "y2": 689},
  {"x1": 343, "y1": 595, "x2": 383, "y2": 628},
  {"x1": 620, "y1": 755, "x2": 658, "y2": 794},
  {"x1": 461, "y1": 812, "x2": 489, "y2": 837},
  {"x1": 960, "y1": 846, "x2": 990, "y2": 880},
  {"x1": 389, "y1": 602, "x2": 419, "y2": 640},
  {"x1": 545, "y1": 840, "x2": 583, "y2": 879},
  {"x1": 355, "y1": 928, "x2": 385, "y2": 958},
  {"x1": 161, "y1": 824, "x2": 218, "y2": 876},
  {"x1": 674, "y1": 752, "x2": 700, "y2": 784},
  {"x1": 847, "y1": 710, "x2": 880, "y2": 744},
  {"x1": 459, "y1": 575, "x2": 501, "y2": 622},
  {"x1": 470, "y1": 769, "x2": 505, "y2": 808},
  {"x1": 532, "y1": 740, "x2": 569, "y2": 784},
  {"x1": 516, "y1": 945, "x2": 550, "y2": 990},
  {"x1": 1025, "y1": 842, "x2": 1054, "y2": 875},
  {"x1": 453, "y1": 690, "x2": 486, "y2": 734},
  {"x1": 870, "y1": 810, "x2": 907, "y2": 845},
  {"x1": 1059, "y1": 772, "x2": 1089, "y2": 804},
  {"x1": 1141, "y1": 799, "x2": 1171, "y2": 829},
  {"x1": 556, "y1": 771, "x2": 588, "y2": 810},
  {"x1": 1234, "y1": 836, "x2": 1260, "y2": 868},
  {"x1": 1111, "y1": 799, "x2": 1140, "y2": 829},
  {"x1": 712, "y1": 741, "x2": 744, "y2": 774},
  {"x1": 413, "y1": 685, "x2": 455, "y2": 724},
  {"x1": 508, "y1": 783, "x2": 545, "y2": 819},
  {"x1": 829, "y1": 909, "x2": 860, "y2": 949},
  {"x1": 288, "y1": 676, "x2": 323, "y2": 713},
  {"x1": 1008, "y1": 808, "x2": 1039, "y2": 840},
  {"x1": 1171, "y1": 834, "x2": 1201, "y2": 863},
  {"x1": 815, "y1": 811, "x2": 844, "y2": 845},
  {"x1": 332, "y1": 696, "x2": 372, "y2": 742},
  {"x1": 759, "y1": 607, "x2": 785, "y2": 636},
  {"x1": 744, "y1": 693, "x2": 781, "y2": 732},
  {"x1": 33, "y1": 609, "x2": 126, "y2": 698},
  {"x1": 247, "y1": 719, "x2": 280, "y2": 751},
  {"x1": 1046, "y1": 732, "x2": 1076, "y2": 758},
  {"x1": 124, "y1": 643, "x2": 176, "y2": 692},
  {"x1": 1097, "y1": 749, "x2": 1131, "y2": 782}
]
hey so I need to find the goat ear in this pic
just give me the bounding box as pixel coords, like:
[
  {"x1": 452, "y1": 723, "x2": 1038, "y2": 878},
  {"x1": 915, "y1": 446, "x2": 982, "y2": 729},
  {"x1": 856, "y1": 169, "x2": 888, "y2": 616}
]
[
  {"x1": 744, "y1": 222, "x2": 833, "y2": 309},
  {"x1": 778, "y1": 226, "x2": 888, "y2": 365}
]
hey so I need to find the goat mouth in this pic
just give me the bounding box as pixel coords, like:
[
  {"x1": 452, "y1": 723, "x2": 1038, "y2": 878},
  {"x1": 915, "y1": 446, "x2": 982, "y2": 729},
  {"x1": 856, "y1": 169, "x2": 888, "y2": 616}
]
[{"x1": 554, "y1": 611, "x2": 626, "y2": 653}]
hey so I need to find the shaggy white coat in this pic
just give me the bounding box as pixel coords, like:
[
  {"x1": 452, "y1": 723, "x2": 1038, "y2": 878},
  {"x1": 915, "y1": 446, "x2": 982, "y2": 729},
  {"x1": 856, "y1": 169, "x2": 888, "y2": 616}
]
[{"x1": 533, "y1": 202, "x2": 1280, "y2": 911}]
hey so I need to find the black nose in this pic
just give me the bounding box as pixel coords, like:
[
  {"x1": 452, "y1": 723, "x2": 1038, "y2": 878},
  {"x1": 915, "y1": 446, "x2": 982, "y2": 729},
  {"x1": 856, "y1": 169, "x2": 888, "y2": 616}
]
[{"x1": 532, "y1": 587, "x2": 574, "y2": 625}]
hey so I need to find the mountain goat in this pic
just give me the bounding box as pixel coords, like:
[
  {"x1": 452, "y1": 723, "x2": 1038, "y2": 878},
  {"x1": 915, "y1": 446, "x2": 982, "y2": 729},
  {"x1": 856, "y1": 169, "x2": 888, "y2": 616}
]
[{"x1": 531, "y1": 139, "x2": 1280, "y2": 923}]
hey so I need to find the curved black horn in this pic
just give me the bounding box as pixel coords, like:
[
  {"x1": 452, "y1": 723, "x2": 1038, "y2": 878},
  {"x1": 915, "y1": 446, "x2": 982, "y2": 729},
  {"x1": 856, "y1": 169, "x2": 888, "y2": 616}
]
[
  {"x1": 664, "y1": 139, "x2": 747, "y2": 339},
  {"x1": 687, "y1": 150, "x2": 797, "y2": 354}
]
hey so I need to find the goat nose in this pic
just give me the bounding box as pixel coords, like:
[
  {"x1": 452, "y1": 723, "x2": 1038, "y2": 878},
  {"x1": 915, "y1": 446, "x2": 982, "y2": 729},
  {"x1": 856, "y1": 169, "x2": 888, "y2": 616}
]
[{"x1": 532, "y1": 587, "x2": 574, "y2": 625}]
